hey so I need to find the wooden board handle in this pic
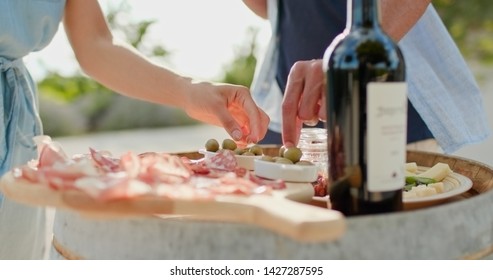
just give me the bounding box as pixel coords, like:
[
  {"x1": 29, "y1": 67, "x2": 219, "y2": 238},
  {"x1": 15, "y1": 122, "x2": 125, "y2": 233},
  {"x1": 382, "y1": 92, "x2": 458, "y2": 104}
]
[
  {"x1": 60, "y1": 191, "x2": 346, "y2": 243},
  {"x1": 239, "y1": 196, "x2": 345, "y2": 243},
  {"x1": 172, "y1": 195, "x2": 346, "y2": 243}
]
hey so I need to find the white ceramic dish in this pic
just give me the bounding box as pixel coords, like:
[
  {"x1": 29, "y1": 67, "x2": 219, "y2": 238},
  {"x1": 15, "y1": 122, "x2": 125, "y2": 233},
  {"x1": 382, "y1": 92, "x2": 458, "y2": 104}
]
[
  {"x1": 403, "y1": 167, "x2": 473, "y2": 207},
  {"x1": 254, "y1": 159, "x2": 319, "y2": 182},
  {"x1": 198, "y1": 149, "x2": 261, "y2": 170}
]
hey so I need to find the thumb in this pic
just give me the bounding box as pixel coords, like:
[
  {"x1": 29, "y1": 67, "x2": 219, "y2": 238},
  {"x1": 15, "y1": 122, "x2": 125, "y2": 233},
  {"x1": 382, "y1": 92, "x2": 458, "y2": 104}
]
[{"x1": 216, "y1": 109, "x2": 243, "y2": 142}]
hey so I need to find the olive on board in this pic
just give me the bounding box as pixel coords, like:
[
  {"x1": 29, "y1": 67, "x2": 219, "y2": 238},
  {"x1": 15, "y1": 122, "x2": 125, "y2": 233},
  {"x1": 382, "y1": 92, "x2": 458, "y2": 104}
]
[
  {"x1": 278, "y1": 146, "x2": 286, "y2": 157},
  {"x1": 234, "y1": 148, "x2": 248, "y2": 155},
  {"x1": 222, "y1": 139, "x2": 237, "y2": 151},
  {"x1": 283, "y1": 147, "x2": 303, "y2": 163},
  {"x1": 205, "y1": 138, "x2": 220, "y2": 152},
  {"x1": 249, "y1": 145, "x2": 263, "y2": 156},
  {"x1": 296, "y1": 160, "x2": 314, "y2": 166},
  {"x1": 275, "y1": 157, "x2": 294, "y2": 165},
  {"x1": 261, "y1": 155, "x2": 275, "y2": 162}
]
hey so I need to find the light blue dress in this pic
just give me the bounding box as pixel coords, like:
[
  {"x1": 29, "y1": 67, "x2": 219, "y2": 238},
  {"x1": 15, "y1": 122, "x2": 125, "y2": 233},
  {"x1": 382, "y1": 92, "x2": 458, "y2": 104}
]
[{"x1": 0, "y1": 0, "x2": 66, "y2": 259}]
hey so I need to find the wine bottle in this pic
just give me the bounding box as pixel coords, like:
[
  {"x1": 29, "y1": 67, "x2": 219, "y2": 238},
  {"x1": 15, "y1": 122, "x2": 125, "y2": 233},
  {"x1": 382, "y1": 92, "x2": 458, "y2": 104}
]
[{"x1": 323, "y1": 0, "x2": 407, "y2": 215}]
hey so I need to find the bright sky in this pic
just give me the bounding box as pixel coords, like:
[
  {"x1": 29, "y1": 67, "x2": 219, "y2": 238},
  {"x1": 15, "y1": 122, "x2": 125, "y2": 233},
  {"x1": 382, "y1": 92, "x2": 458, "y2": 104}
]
[{"x1": 25, "y1": 0, "x2": 271, "y2": 82}]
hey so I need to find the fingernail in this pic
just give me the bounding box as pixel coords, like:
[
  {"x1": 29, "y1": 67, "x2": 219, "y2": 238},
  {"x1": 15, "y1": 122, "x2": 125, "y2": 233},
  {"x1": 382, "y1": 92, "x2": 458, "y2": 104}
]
[
  {"x1": 246, "y1": 137, "x2": 256, "y2": 144},
  {"x1": 303, "y1": 120, "x2": 319, "y2": 126},
  {"x1": 232, "y1": 130, "x2": 242, "y2": 141}
]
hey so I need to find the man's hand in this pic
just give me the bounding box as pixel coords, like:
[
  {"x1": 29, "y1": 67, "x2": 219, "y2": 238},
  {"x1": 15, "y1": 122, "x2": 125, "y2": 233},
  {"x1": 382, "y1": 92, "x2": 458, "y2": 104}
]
[{"x1": 282, "y1": 59, "x2": 326, "y2": 147}]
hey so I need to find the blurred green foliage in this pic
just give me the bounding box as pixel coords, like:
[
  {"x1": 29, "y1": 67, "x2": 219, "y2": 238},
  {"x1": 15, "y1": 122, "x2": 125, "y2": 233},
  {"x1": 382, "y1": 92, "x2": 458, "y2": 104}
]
[
  {"x1": 38, "y1": 73, "x2": 112, "y2": 102},
  {"x1": 220, "y1": 27, "x2": 259, "y2": 87},
  {"x1": 434, "y1": 0, "x2": 493, "y2": 63}
]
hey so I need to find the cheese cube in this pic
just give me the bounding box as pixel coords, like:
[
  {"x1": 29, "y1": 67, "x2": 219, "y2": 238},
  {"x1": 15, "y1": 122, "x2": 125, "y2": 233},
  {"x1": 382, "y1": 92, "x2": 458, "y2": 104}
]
[
  {"x1": 414, "y1": 185, "x2": 437, "y2": 197},
  {"x1": 403, "y1": 191, "x2": 418, "y2": 199},
  {"x1": 429, "y1": 182, "x2": 445, "y2": 194}
]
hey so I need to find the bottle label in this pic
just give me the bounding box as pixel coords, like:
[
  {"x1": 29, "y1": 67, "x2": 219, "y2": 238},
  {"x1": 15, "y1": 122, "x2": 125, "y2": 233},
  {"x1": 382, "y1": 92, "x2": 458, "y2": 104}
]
[{"x1": 367, "y1": 82, "x2": 407, "y2": 192}]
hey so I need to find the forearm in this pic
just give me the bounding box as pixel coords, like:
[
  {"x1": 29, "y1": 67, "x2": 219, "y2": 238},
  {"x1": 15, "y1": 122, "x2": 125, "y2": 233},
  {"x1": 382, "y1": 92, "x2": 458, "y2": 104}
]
[
  {"x1": 63, "y1": 0, "x2": 194, "y2": 109},
  {"x1": 75, "y1": 38, "x2": 193, "y2": 109},
  {"x1": 381, "y1": 0, "x2": 431, "y2": 41}
]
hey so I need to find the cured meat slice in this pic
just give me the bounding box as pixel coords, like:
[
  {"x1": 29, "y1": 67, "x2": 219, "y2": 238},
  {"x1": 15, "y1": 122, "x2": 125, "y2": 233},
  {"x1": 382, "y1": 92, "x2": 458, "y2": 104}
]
[
  {"x1": 14, "y1": 155, "x2": 99, "y2": 190},
  {"x1": 90, "y1": 148, "x2": 121, "y2": 172},
  {"x1": 205, "y1": 149, "x2": 237, "y2": 171},
  {"x1": 312, "y1": 174, "x2": 328, "y2": 197},
  {"x1": 180, "y1": 157, "x2": 210, "y2": 175},
  {"x1": 75, "y1": 174, "x2": 152, "y2": 201},
  {"x1": 9, "y1": 136, "x2": 290, "y2": 203},
  {"x1": 217, "y1": 173, "x2": 263, "y2": 195},
  {"x1": 35, "y1": 136, "x2": 69, "y2": 168},
  {"x1": 155, "y1": 183, "x2": 212, "y2": 200},
  {"x1": 248, "y1": 173, "x2": 286, "y2": 190},
  {"x1": 137, "y1": 152, "x2": 192, "y2": 184}
]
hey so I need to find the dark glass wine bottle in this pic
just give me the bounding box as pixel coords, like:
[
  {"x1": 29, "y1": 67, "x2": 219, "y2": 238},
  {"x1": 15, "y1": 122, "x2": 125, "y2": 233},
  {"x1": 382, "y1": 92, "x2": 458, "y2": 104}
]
[{"x1": 323, "y1": 0, "x2": 407, "y2": 216}]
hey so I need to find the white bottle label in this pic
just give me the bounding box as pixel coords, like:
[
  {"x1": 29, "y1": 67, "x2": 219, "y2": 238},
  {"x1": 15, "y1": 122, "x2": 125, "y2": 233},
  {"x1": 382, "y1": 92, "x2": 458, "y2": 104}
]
[{"x1": 367, "y1": 82, "x2": 407, "y2": 192}]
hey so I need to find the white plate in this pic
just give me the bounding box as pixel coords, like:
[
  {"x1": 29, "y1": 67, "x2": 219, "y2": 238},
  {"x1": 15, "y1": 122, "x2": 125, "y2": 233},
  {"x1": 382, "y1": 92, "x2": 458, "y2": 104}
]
[
  {"x1": 403, "y1": 169, "x2": 473, "y2": 206},
  {"x1": 198, "y1": 149, "x2": 261, "y2": 170},
  {"x1": 254, "y1": 159, "x2": 319, "y2": 183}
]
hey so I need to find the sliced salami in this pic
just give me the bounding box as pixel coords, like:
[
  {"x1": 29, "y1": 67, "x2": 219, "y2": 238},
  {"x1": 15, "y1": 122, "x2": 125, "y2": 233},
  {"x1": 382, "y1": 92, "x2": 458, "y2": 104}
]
[
  {"x1": 205, "y1": 149, "x2": 238, "y2": 171},
  {"x1": 248, "y1": 173, "x2": 286, "y2": 190}
]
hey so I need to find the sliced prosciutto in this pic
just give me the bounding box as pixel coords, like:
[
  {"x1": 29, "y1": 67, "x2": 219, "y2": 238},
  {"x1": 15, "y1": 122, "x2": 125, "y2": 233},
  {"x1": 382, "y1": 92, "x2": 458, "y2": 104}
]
[
  {"x1": 89, "y1": 148, "x2": 121, "y2": 172},
  {"x1": 12, "y1": 136, "x2": 286, "y2": 202}
]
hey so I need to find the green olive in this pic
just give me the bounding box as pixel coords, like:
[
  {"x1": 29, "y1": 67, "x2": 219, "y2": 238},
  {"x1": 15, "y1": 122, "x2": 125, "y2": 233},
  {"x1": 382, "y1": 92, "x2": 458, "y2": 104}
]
[
  {"x1": 205, "y1": 138, "x2": 219, "y2": 152},
  {"x1": 261, "y1": 155, "x2": 275, "y2": 162},
  {"x1": 249, "y1": 145, "x2": 263, "y2": 156},
  {"x1": 275, "y1": 157, "x2": 294, "y2": 165},
  {"x1": 283, "y1": 147, "x2": 303, "y2": 163},
  {"x1": 296, "y1": 160, "x2": 314, "y2": 166},
  {"x1": 234, "y1": 148, "x2": 247, "y2": 155},
  {"x1": 278, "y1": 146, "x2": 286, "y2": 157},
  {"x1": 241, "y1": 151, "x2": 255, "y2": 156},
  {"x1": 222, "y1": 139, "x2": 237, "y2": 151}
]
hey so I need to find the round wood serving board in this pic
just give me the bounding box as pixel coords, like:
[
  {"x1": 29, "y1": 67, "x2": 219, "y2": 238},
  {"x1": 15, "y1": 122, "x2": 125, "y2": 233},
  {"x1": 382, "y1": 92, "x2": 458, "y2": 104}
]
[{"x1": 0, "y1": 172, "x2": 346, "y2": 243}]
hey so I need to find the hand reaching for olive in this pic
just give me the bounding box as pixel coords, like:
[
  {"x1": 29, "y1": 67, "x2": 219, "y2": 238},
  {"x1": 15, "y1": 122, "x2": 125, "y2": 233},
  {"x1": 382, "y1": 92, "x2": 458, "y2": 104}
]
[
  {"x1": 282, "y1": 59, "x2": 326, "y2": 147},
  {"x1": 184, "y1": 81, "x2": 270, "y2": 146}
]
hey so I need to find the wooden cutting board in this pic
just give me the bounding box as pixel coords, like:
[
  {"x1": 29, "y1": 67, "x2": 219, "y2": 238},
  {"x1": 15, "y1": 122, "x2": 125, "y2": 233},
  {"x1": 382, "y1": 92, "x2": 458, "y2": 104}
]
[{"x1": 0, "y1": 172, "x2": 346, "y2": 243}]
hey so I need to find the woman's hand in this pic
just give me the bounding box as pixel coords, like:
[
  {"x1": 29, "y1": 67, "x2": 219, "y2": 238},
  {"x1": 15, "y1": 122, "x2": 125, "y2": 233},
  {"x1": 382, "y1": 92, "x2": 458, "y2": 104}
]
[
  {"x1": 184, "y1": 81, "x2": 270, "y2": 146},
  {"x1": 282, "y1": 59, "x2": 326, "y2": 147},
  {"x1": 63, "y1": 0, "x2": 269, "y2": 146}
]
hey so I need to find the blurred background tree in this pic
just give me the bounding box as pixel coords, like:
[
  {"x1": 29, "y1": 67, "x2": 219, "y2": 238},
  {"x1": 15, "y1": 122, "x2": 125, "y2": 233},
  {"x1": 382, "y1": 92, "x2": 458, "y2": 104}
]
[
  {"x1": 220, "y1": 27, "x2": 259, "y2": 87},
  {"x1": 434, "y1": 0, "x2": 493, "y2": 64}
]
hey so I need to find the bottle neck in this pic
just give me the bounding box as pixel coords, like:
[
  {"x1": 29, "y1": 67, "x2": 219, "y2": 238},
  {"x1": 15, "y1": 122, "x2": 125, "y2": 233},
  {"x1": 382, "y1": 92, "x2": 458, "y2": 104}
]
[{"x1": 347, "y1": 0, "x2": 381, "y2": 30}]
